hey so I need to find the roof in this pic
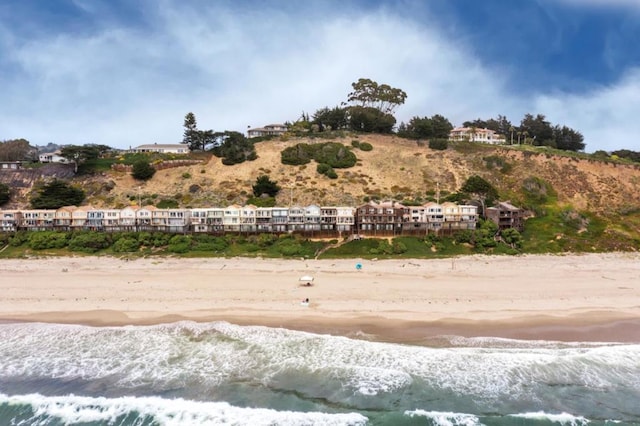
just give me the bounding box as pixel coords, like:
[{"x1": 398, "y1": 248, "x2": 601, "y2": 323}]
[{"x1": 134, "y1": 144, "x2": 188, "y2": 149}]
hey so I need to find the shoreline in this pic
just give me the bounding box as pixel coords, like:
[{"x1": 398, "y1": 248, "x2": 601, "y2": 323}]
[{"x1": 2, "y1": 253, "x2": 640, "y2": 343}]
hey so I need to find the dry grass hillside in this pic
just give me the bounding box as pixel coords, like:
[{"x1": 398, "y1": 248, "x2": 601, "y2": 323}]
[
  {"x1": 4, "y1": 134, "x2": 640, "y2": 220},
  {"x1": 89, "y1": 134, "x2": 640, "y2": 217}
]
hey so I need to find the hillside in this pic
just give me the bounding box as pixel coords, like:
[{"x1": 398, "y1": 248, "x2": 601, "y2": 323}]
[
  {"x1": 3, "y1": 134, "x2": 640, "y2": 231},
  {"x1": 97, "y1": 134, "x2": 639, "y2": 214}
]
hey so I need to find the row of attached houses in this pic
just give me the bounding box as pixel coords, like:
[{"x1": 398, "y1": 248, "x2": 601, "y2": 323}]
[{"x1": 1, "y1": 201, "x2": 484, "y2": 235}]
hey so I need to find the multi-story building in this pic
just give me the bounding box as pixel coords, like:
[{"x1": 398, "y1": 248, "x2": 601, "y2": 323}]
[
  {"x1": 449, "y1": 127, "x2": 506, "y2": 145},
  {"x1": 356, "y1": 201, "x2": 407, "y2": 235},
  {"x1": 1, "y1": 210, "x2": 20, "y2": 232},
  {"x1": 486, "y1": 201, "x2": 524, "y2": 231}
]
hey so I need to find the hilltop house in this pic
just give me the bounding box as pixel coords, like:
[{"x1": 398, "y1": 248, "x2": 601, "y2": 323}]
[
  {"x1": 449, "y1": 127, "x2": 506, "y2": 145},
  {"x1": 247, "y1": 124, "x2": 288, "y2": 138},
  {"x1": 131, "y1": 143, "x2": 190, "y2": 154},
  {"x1": 39, "y1": 151, "x2": 71, "y2": 163}
]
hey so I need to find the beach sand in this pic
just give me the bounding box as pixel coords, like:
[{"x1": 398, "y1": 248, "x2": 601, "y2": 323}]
[{"x1": 1, "y1": 253, "x2": 639, "y2": 342}]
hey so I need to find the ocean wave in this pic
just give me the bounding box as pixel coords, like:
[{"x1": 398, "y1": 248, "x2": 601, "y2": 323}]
[
  {"x1": 0, "y1": 321, "x2": 639, "y2": 413},
  {"x1": 0, "y1": 393, "x2": 368, "y2": 426}
]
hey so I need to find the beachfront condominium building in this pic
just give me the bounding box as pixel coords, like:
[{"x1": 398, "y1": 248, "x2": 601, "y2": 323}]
[
  {"x1": 0, "y1": 201, "x2": 488, "y2": 235},
  {"x1": 356, "y1": 201, "x2": 407, "y2": 235}
]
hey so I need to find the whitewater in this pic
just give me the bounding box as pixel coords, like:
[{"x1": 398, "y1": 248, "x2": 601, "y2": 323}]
[{"x1": 0, "y1": 321, "x2": 639, "y2": 425}]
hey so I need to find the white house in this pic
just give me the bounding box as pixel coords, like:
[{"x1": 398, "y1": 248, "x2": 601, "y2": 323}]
[
  {"x1": 247, "y1": 124, "x2": 288, "y2": 138},
  {"x1": 39, "y1": 151, "x2": 71, "y2": 163},
  {"x1": 449, "y1": 127, "x2": 506, "y2": 145},
  {"x1": 131, "y1": 144, "x2": 190, "y2": 154}
]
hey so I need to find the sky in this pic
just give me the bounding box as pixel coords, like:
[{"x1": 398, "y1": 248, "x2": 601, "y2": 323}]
[{"x1": 1, "y1": 0, "x2": 639, "y2": 152}]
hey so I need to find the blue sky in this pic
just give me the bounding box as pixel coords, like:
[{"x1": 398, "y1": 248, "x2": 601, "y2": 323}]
[{"x1": 1, "y1": 0, "x2": 639, "y2": 152}]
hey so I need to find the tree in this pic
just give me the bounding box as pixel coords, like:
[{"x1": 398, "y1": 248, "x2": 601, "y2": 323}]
[
  {"x1": 461, "y1": 175, "x2": 498, "y2": 217},
  {"x1": 402, "y1": 115, "x2": 452, "y2": 139},
  {"x1": 430, "y1": 114, "x2": 454, "y2": 139},
  {"x1": 0, "y1": 139, "x2": 31, "y2": 161},
  {"x1": 182, "y1": 112, "x2": 198, "y2": 148},
  {"x1": 312, "y1": 106, "x2": 348, "y2": 132},
  {"x1": 553, "y1": 125, "x2": 585, "y2": 152},
  {"x1": 347, "y1": 78, "x2": 407, "y2": 114},
  {"x1": 182, "y1": 112, "x2": 213, "y2": 151},
  {"x1": 347, "y1": 106, "x2": 396, "y2": 133},
  {"x1": 30, "y1": 179, "x2": 85, "y2": 209},
  {"x1": 520, "y1": 113, "x2": 554, "y2": 146},
  {"x1": 131, "y1": 160, "x2": 156, "y2": 181},
  {"x1": 501, "y1": 228, "x2": 523, "y2": 249},
  {"x1": 60, "y1": 144, "x2": 110, "y2": 173},
  {"x1": 252, "y1": 175, "x2": 281, "y2": 197},
  {"x1": 211, "y1": 131, "x2": 257, "y2": 165},
  {"x1": 0, "y1": 183, "x2": 9, "y2": 205}
]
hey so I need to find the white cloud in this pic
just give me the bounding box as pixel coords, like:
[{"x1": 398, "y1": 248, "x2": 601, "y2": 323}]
[
  {"x1": 0, "y1": 1, "x2": 637, "y2": 153},
  {"x1": 535, "y1": 68, "x2": 640, "y2": 152}
]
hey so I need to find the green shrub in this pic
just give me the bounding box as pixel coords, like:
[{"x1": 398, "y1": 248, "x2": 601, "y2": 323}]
[
  {"x1": 326, "y1": 169, "x2": 338, "y2": 179},
  {"x1": 28, "y1": 231, "x2": 69, "y2": 250},
  {"x1": 152, "y1": 233, "x2": 173, "y2": 247},
  {"x1": 157, "y1": 199, "x2": 179, "y2": 209},
  {"x1": 281, "y1": 142, "x2": 357, "y2": 168},
  {"x1": 68, "y1": 232, "x2": 112, "y2": 253},
  {"x1": 351, "y1": 140, "x2": 360, "y2": 148},
  {"x1": 131, "y1": 161, "x2": 156, "y2": 181},
  {"x1": 112, "y1": 237, "x2": 140, "y2": 253},
  {"x1": 281, "y1": 143, "x2": 315, "y2": 165},
  {"x1": 167, "y1": 235, "x2": 192, "y2": 253},
  {"x1": 317, "y1": 163, "x2": 331, "y2": 174},
  {"x1": 257, "y1": 233, "x2": 277, "y2": 247},
  {"x1": 9, "y1": 232, "x2": 28, "y2": 247},
  {"x1": 182, "y1": 172, "x2": 192, "y2": 179},
  {"x1": 358, "y1": 142, "x2": 373, "y2": 151},
  {"x1": 428, "y1": 139, "x2": 448, "y2": 150}
]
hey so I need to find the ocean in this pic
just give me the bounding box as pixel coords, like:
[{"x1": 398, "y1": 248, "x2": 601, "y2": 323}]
[{"x1": 0, "y1": 321, "x2": 638, "y2": 425}]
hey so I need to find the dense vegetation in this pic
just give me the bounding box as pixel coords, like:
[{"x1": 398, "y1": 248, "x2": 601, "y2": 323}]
[
  {"x1": 30, "y1": 179, "x2": 85, "y2": 209},
  {"x1": 281, "y1": 142, "x2": 357, "y2": 168}
]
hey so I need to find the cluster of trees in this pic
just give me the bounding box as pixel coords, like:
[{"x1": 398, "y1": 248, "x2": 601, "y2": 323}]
[
  {"x1": 397, "y1": 114, "x2": 453, "y2": 140},
  {"x1": 286, "y1": 79, "x2": 585, "y2": 153},
  {"x1": 0, "y1": 139, "x2": 32, "y2": 161},
  {"x1": 29, "y1": 179, "x2": 85, "y2": 209},
  {"x1": 182, "y1": 113, "x2": 256, "y2": 165},
  {"x1": 289, "y1": 78, "x2": 407, "y2": 135},
  {"x1": 610, "y1": 149, "x2": 640, "y2": 163},
  {"x1": 462, "y1": 113, "x2": 585, "y2": 152}
]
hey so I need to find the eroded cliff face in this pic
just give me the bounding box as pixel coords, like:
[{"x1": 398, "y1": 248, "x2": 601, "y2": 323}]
[{"x1": 0, "y1": 164, "x2": 76, "y2": 209}]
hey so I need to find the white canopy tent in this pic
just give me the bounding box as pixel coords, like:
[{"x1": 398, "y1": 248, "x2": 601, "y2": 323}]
[{"x1": 299, "y1": 275, "x2": 314, "y2": 286}]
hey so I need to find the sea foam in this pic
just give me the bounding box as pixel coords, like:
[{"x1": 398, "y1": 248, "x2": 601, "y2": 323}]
[{"x1": 0, "y1": 393, "x2": 368, "y2": 426}]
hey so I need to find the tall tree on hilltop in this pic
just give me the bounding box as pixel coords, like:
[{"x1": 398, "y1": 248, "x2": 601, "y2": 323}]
[
  {"x1": 182, "y1": 112, "x2": 216, "y2": 151},
  {"x1": 347, "y1": 78, "x2": 407, "y2": 114}
]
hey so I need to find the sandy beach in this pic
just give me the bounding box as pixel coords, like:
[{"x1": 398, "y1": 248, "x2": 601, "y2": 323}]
[{"x1": 1, "y1": 253, "x2": 639, "y2": 342}]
